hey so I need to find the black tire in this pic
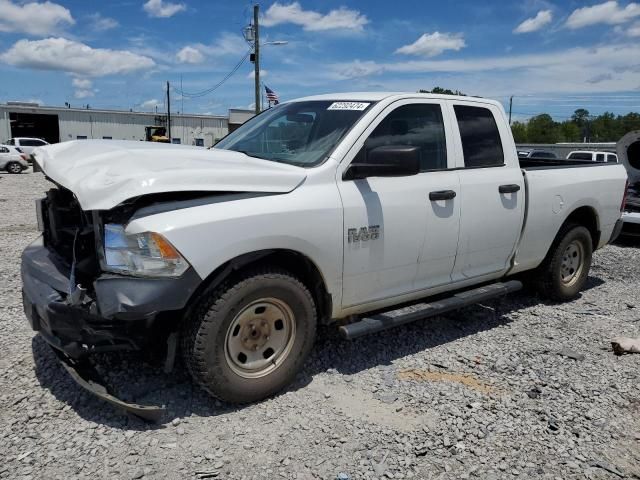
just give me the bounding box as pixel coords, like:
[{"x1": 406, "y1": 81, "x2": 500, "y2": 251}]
[
  {"x1": 6, "y1": 162, "x2": 22, "y2": 174},
  {"x1": 181, "y1": 267, "x2": 317, "y2": 403},
  {"x1": 534, "y1": 223, "x2": 592, "y2": 301}
]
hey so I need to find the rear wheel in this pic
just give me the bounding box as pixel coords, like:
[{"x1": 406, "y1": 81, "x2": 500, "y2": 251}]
[
  {"x1": 182, "y1": 268, "x2": 317, "y2": 403},
  {"x1": 534, "y1": 224, "x2": 592, "y2": 301},
  {"x1": 6, "y1": 162, "x2": 22, "y2": 174}
]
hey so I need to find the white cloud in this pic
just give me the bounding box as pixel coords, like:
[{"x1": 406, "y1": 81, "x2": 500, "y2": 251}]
[
  {"x1": 566, "y1": 1, "x2": 640, "y2": 29},
  {"x1": 395, "y1": 32, "x2": 466, "y2": 57},
  {"x1": 246, "y1": 69, "x2": 268, "y2": 79},
  {"x1": 0, "y1": 0, "x2": 74, "y2": 36},
  {"x1": 74, "y1": 89, "x2": 94, "y2": 99},
  {"x1": 211, "y1": 32, "x2": 247, "y2": 56},
  {"x1": 176, "y1": 45, "x2": 205, "y2": 64},
  {"x1": 332, "y1": 59, "x2": 383, "y2": 79},
  {"x1": 88, "y1": 13, "x2": 118, "y2": 31},
  {"x1": 72, "y1": 78, "x2": 92, "y2": 89},
  {"x1": 1, "y1": 38, "x2": 156, "y2": 77},
  {"x1": 140, "y1": 98, "x2": 162, "y2": 109},
  {"x1": 514, "y1": 10, "x2": 553, "y2": 33},
  {"x1": 261, "y1": 2, "x2": 368, "y2": 32},
  {"x1": 586, "y1": 73, "x2": 614, "y2": 83},
  {"x1": 143, "y1": 0, "x2": 185, "y2": 18},
  {"x1": 328, "y1": 43, "x2": 640, "y2": 95},
  {"x1": 628, "y1": 21, "x2": 640, "y2": 35},
  {"x1": 72, "y1": 78, "x2": 96, "y2": 99}
]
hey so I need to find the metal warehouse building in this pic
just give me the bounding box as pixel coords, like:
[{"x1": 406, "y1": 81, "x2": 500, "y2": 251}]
[{"x1": 0, "y1": 102, "x2": 254, "y2": 148}]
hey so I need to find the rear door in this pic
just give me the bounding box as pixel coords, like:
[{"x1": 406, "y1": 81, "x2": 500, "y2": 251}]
[
  {"x1": 338, "y1": 99, "x2": 460, "y2": 306},
  {"x1": 448, "y1": 101, "x2": 525, "y2": 280}
]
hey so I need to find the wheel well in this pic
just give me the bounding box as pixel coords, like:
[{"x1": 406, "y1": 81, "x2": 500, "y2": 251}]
[
  {"x1": 191, "y1": 249, "x2": 333, "y2": 324},
  {"x1": 562, "y1": 206, "x2": 600, "y2": 249}
]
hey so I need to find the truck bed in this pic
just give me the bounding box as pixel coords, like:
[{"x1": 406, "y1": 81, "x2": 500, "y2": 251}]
[
  {"x1": 511, "y1": 161, "x2": 627, "y2": 274},
  {"x1": 519, "y1": 158, "x2": 614, "y2": 169}
]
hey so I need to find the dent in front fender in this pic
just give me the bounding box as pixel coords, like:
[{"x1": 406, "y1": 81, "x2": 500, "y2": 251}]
[{"x1": 93, "y1": 268, "x2": 202, "y2": 318}]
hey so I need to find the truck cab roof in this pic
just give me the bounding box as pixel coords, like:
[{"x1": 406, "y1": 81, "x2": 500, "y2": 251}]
[{"x1": 289, "y1": 91, "x2": 497, "y2": 106}]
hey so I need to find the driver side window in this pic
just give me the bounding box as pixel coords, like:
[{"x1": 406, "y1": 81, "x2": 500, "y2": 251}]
[{"x1": 363, "y1": 103, "x2": 447, "y2": 171}]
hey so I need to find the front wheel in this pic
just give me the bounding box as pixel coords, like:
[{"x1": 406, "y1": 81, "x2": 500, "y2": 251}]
[
  {"x1": 6, "y1": 162, "x2": 23, "y2": 174},
  {"x1": 182, "y1": 268, "x2": 317, "y2": 403},
  {"x1": 534, "y1": 224, "x2": 593, "y2": 301}
]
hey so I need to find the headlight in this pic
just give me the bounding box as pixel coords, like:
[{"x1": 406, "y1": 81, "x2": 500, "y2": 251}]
[{"x1": 103, "y1": 224, "x2": 189, "y2": 277}]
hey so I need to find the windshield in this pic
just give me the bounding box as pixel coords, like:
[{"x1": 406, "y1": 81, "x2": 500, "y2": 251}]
[{"x1": 215, "y1": 100, "x2": 374, "y2": 167}]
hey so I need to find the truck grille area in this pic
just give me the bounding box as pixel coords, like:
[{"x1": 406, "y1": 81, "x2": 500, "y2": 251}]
[{"x1": 41, "y1": 187, "x2": 99, "y2": 283}]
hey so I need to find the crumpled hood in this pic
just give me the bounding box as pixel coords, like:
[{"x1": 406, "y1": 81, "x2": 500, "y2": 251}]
[{"x1": 33, "y1": 140, "x2": 307, "y2": 210}]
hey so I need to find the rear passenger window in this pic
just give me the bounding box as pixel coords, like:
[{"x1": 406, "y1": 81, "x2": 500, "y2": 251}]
[
  {"x1": 365, "y1": 103, "x2": 447, "y2": 171},
  {"x1": 607, "y1": 154, "x2": 617, "y2": 163},
  {"x1": 454, "y1": 105, "x2": 504, "y2": 168},
  {"x1": 595, "y1": 153, "x2": 605, "y2": 162}
]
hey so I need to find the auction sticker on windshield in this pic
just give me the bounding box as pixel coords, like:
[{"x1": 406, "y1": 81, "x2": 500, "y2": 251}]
[{"x1": 327, "y1": 102, "x2": 370, "y2": 111}]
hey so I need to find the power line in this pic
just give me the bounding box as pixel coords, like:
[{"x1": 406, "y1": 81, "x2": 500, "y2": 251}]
[{"x1": 176, "y1": 50, "x2": 251, "y2": 98}]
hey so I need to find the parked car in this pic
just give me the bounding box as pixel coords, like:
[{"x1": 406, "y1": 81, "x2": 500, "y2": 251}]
[
  {"x1": 567, "y1": 150, "x2": 618, "y2": 162},
  {"x1": 23, "y1": 92, "x2": 628, "y2": 417},
  {"x1": 6, "y1": 137, "x2": 49, "y2": 157},
  {"x1": 0, "y1": 144, "x2": 29, "y2": 173},
  {"x1": 518, "y1": 149, "x2": 559, "y2": 160}
]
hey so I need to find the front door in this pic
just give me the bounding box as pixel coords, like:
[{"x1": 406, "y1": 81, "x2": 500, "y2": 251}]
[{"x1": 338, "y1": 100, "x2": 460, "y2": 307}]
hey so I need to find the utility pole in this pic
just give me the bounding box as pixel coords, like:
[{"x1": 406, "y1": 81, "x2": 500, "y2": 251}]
[
  {"x1": 508, "y1": 96, "x2": 513, "y2": 125},
  {"x1": 166, "y1": 81, "x2": 171, "y2": 140},
  {"x1": 253, "y1": 4, "x2": 260, "y2": 114}
]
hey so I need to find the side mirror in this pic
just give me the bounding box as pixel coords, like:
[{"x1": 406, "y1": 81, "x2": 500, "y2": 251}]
[{"x1": 344, "y1": 145, "x2": 420, "y2": 180}]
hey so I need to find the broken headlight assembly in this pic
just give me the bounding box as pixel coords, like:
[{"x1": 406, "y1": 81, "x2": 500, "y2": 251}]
[{"x1": 102, "y1": 224, "x2": 189, "y2": 277}]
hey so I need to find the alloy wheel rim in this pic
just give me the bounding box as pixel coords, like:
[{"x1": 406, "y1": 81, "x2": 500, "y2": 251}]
[
  {"x1": 8, "y1": 163, "x2": 21, "y2": 173},
  {"x1": 224, "y1": 297, "x2": 296, "y2": 379},
  {"x1": 560, "y1": 240, "x2": 584, "y2": 285}
]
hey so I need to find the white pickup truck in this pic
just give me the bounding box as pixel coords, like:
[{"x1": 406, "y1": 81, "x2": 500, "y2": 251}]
[{"x1": 22, "y1": 93, "x2": 627, "y2": 416}]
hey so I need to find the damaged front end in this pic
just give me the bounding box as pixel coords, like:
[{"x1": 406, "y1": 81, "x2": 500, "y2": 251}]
[
  {"x1": 21, "y1": 184, "x2": 202, "y2": 420},
  {"x1": 22, "y1": 186, "x2": 201, "y2": 358}
]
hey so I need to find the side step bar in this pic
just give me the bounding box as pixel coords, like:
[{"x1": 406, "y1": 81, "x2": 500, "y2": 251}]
[{"x1": 339, "y1": 280, "x2": 523, "y2": 340}]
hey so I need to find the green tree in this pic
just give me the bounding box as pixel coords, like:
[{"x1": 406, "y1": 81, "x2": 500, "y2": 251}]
[
  {"x1": 571, "y1": 108, "x2": 590, "y2": 127},
  {"x1": 418, "y1": 87, "x2": 466, "y2": 96},
  {"x1": 510, "y1": 121, "x2": 528, "y2": 143},
  {"x1": 527, "y1": 114, "x2": 560, "y2": 143},
  {"x1": 619, "y1": 112, "x2": 640, "y2": 138},
  {"x1": 591, "y1": 112, "x2": 617, "y2": 142},
  {"x1": 559, "y1": 121, "x2": 581, "y2": 142}
]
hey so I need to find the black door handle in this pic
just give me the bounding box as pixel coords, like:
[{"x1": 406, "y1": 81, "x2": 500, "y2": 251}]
[
  {"x1": 499, "y1": 184, "x2": 521, "y2": 194},
  {"x1": 429, "y1": 190, "x2": 457, "y2": 201}
]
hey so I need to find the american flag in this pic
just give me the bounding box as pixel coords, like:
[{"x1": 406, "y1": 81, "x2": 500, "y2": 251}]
[{"x1": 265, "y1": 85, "x2": 279, "y2": 105}]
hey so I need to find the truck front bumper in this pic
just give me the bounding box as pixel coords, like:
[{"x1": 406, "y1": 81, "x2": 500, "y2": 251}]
[{"x1": 21, "y1": 236, "x2": 201, "y2": 359}]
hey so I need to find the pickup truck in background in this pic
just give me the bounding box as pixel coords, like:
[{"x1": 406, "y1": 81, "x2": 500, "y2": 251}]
[
  {"x1": 567, "y1": 150, "x2": 618, "y2": 163},
  {"x1": 22, "y1": 93, "x2": 628, "y2": 415},
  {"x1": 517, "y1": 149, "x2": 559, "y2": 160},
  {"x1": 618, "y1": 130, "x2": 640, "y2": 236}
]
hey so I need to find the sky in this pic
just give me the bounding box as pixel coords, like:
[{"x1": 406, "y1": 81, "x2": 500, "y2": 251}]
[{"x1": 0, "y1": 0, "x2": 640, "y2": 120}]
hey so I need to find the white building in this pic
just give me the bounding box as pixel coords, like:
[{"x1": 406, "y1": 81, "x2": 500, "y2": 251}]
[{"x1": 0, "y1": 102, "x2": 254, "y2": 148}]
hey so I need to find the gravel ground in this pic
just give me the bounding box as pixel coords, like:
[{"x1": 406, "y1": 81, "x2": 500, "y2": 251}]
[{"x1": 1, "y1": 171, "x2": 639, "y2": 480}]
